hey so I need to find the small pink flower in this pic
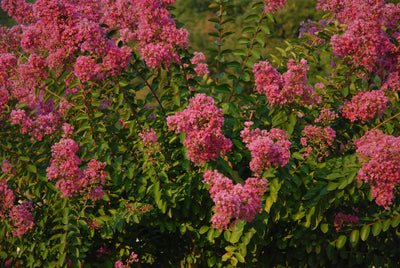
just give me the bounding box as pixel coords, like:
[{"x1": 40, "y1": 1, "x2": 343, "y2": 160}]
[
  {"x1": 314, "y1": 108, "x2": 338, "y2": 125},
  {"x1": 264, "y1": 0, "x2": 287, "y2": 13},
  {"x1": 334, "y1": 212, "x2": 359, "y2": 231},
  {"x1": 2, "y1": 160, "x2": 12, "y2": 174},
  {"x1": 114, "y1": 260, "x2": 124, "y2": 268}
]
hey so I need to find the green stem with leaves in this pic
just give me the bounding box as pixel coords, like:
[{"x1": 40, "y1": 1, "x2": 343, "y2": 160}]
[{"x1": 229, "y1": 9, "x2": 266, "y2": 102}]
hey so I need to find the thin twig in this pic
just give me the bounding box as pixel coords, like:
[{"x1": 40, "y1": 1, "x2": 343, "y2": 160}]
[
  {"x1": 80, "y1": 83, "x2": 98, "y2": 149},
  {"x1": 43, "y1": 86, "x2": 86, "y2": 113},
  {"x1": 131, "y1": 64, "x2": 166, "y2": 116},
  {"x1": 180, "y1": 62, "x2": 191, "y2": 91},
  {"x1": 120, "y1": 85, "x2": 143, "y2": 132},
  {"x1": 228, "y1": 10, "x2": 266, "y2": 102},
  {"x1": 216, "y1": 4, "x2": 224, "y2": 86},
  {"x1": 291, "y1": 157, "x2": 308, "y2": 176},
  {"x1": 373, "y1": 111, "x2": 400, "y2": 130}
]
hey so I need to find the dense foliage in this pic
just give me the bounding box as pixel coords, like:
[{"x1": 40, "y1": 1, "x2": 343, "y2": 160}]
[{"x1": 1, "y1": 0, "x2": 400, "y2": 267}]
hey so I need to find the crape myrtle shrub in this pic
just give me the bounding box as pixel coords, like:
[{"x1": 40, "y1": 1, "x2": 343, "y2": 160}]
[{"x1": 1, "y1": 0, "x2": 400, "y2": 267}]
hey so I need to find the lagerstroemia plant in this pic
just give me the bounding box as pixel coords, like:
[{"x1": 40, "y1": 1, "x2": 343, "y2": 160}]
[{"x1": 1, "y1": 0, "x2": 400, "y2": 267}]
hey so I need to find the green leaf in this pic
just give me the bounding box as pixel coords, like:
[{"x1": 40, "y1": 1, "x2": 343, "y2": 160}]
[
  {"x1": 391, "y1": 216, "x2": 400, "y2": 228},
  {"x1": 224, "y1": 230, "x2": 231, "y2": 241},
  {"x1": 255, "y1": 36, "x2": 265, "y2": 47},
  {"x1": 154, "y1": 181, "x2": 161, "y2": 204},
  {"x1": 199, "y1": 226, "x2": 209, "y2": 234},
  {"x1": 238, "y1": 37, "x2": 251, "y2": 44},
  {"x1": 225, "y1": 246, "x2": 237, "y2": 252},
  {"x1": 372, "y1": 221, "x2": 382, "y2": 236},
  {"x1": 75, "y1": 114, "x2": 89, "y2": 121},
  {"x1": 383, "y1": 219, "x2": 391, "y2": 232},
  {"x1": 250, "y1": 49, "x2": 260, "y2": 59},
  {"x1": 242, "y1": 27, "x2": 256, "y2": 34},
  {"x1": 336, "y1": 235, "x2": 347, "y2": 249},
  {"x1": 207, "y1": 229, "x2": 215, "y2": 243},
  {"x1": 244, "y1": 14, "x2": 259, "y2": 22},
  {"x1": 232, "y1": 49, "x2": 247, "y2": 56},
  {"x1": 19, "y1": 156, "x2": 30, "y2": 162},
  {"x1": 260, "y1": 24, "x2": 270, "y2": 34},
  {"x1": 327, "y1": 182, "x2": 338, "y2": 191},
  {"x1": 58, "y1": 252, "x2": 67, "y2": 266},
  {"x1": 234, "y1": 252, "x2": 245, "y2": 263},
  {"x1": 0, "y1": 251, "x2": 7, "y2": 259},
  {"x1": 320, "y1": 223, "x2": 328, "y2": 234},
  {"x1": 27, "y1": 165, "x2": 37, "y2": 173},
  {"x1": 62, "y1": 208, "x2": 69, "y2": 225},
  {"x1": 215, "y1": 84, "x2": 231, "y2": 94},
  {"x1": 350, "y1": 230, "x2": 359, "y2": 248},
  {"x1": 230, "y1": 256, "x2": 238, "y2": 266},
  {"x1": 222, "y1": 252, "x2": 231, "y2": 262},
  {"x1": 252, "y1": 1, "x2": 264, "y2": 9},
  {"x1": 338, "y1": 177, "x2": 349, "y2": 189},
  {"x1": 230, "y1": 221, "x2": 244, "y2": 244},
  {"x1": 265, "y1": 195, "x2": 274, "y2": 213},
  {"x1": 360, "y1": 225, "x2": 370, "y2": 241}
]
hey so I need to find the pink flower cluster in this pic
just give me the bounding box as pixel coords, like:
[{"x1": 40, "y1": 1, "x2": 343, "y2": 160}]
[
  {"x1": 46, "y1": 137, "x2": 107, "y2": 200},
  {"x1": 9, "y1": 201, "x2": 35, "y2": 237},
  {"x1": 0, "y1": 178, "x2": 35, "y2": 237},
  {"x1": 253, "y1": 59, "x2": 320, "y2": 106},
  {"x1": 96, "y1": 245, "x2": 111, "y2": 258},
  {"x1": 1, "y1": 160, "x2": 12, "y2": 174},
  {"x1": 10, "y1": 99, "x2": 70, "y2": 141},
  {"x1": 139, "y1": 128, "x2": 158, "y2": 147},
  {"x1": 0, "y1": 53, "x2": 17, "y2": 89},
  {"x1": 0, "y1": 25, "x2": 22, "y2": 55},
  {"x1": 241, "y1": 121, "x2": 291, "y2": 175},
  {"x1": 138, "y1": 128, "x2": 160, "y2": 155},
  {"x1": 341, "y1": 90, "x2": 388, "y2": 124},
  {"x1": 125, "y1": 0, "x2": 188, "y2": 68},
  {"x1": 301, "y1": 125, "x2": 336, "y2": 161},
  {"x1": 264, "y1": 0, "x2": 287, "y2": 14},
  {"x1": 0, "y1": 87, "x2": 9, "y2": 116},
  {"x1": 115, "y1": 251, "x2": 139, "y2": 268},
  {"x1": 382, "y1": 72, "x2": 400, "y2": 92},
  {"x1": 334, "y1": 212, "x2": 359, "y2": 231},
  {"x1": 317, "y1": 0, "x2": 400, "y2": 73},
  {"x1": 314, "y1": 108, "x2": 338, "y2": 126},
  {"x1": 184, "y1": 52, "x2": 209, "y2": 91},
  {"x1": 0, "y1": 179, "x2": 14, "y2": 219},
  {"x1": 190, "y1": 52, "x2": 209, "y2": 77},
  {"x1": 355, "y1": 130, "x2": 400, "y2": 208},
  {"x1": 203, "y1": 170, "x2": 268, "y2": 231},
  {"x1": 74, "y1": 56, "x2": 102, "y2": 83},
  {"x1": 167, "y1": 94, "x2": 232, "y2": 165}
]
